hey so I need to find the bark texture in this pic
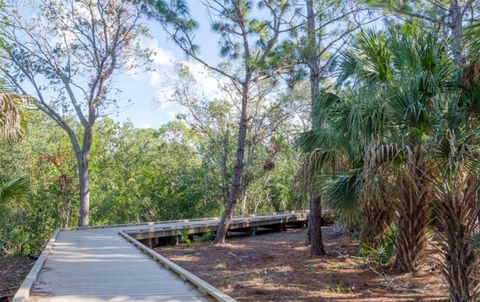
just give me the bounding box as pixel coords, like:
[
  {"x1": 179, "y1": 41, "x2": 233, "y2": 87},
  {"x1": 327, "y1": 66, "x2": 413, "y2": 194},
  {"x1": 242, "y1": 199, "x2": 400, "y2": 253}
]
[
  {"x1": 393, "y1": 152, "x2": 431, "y2": 273},
  {"x1": 310, "y1": 195, "x2": 325, "y2": 256},
  {"x1": 448, "y1": 0, "x2": 464, "y2": 65},
  {"x1": 435, "y1": 175, "x2": 480, "y2": 302},
  {"x1": 78, "y1": 158, "x2": 90, "y2": 227},
  {"x1": 77, "y1": 126, "x2": 93, "y2": 227},
  {"x1": 305, "y1": 0, "x2": 325, "y2": 256}
]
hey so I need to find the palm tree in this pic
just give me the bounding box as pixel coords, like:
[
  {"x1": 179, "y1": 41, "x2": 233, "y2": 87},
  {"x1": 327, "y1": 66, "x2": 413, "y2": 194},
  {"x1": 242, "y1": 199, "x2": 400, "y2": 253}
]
[
  {"x1": 300, "y1": 25, "x2": 456, "y2": 273},
  {"x1": 296, "y1": 91, "x2": 358, "y2": 254},
  {"x1": 306, "y1": 25, "x2": 480, "y2": 297},
  {"x1": 426, "y1": 62, "x2": 480, "y2": 301},
  {"x1": 344, "y1": 26, "x2": 457, "y2": 273},
  {"x1": 297, "y1": 89, "x2": 395, "y2": 250},
  {"x1": 464, "y1": 20, "x2": 480, "y2": 60},
  {"x1": 430, "y1": 135, "x2": 480, "y2": 302}
]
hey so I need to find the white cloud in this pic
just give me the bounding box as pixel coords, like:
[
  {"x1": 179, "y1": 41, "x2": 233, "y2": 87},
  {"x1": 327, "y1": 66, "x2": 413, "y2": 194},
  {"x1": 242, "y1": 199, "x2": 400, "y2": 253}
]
[
  {"x1": 183, "y1": 62, "x2": 223, "y2": 97},
  {"x1": 148, "y1": 38, "x2": 175, "y2": 67},
  {"x1": 149, "y1": 70, "x2": 162, "y2": 86},
  {"x1": 155, "y1": 86, "x2": 175, "y2": 106},
  {"x1": 135, "y1": 38, "x2": 232, "y2": 114},
  {"x1": 153, "y1": 49, "x2": 175, "y2": 66},
  {"x1": 166, "y1": 111, "x2": 177, "y2": 120},
  {"x1": 137, "y1": 123, "x2": 154, "y2": 129},
  {"x1": 159, "y1": 100, "x2": 171, "y2": 109}
]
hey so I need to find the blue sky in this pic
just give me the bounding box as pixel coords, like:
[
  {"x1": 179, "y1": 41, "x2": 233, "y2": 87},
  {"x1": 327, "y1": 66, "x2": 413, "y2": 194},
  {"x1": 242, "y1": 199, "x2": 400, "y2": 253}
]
[
  {"x1": 107, "y1": 2, "x2": 380, "y2": 129},
  {"x1": 113, "y1": 1, "x2": 221, "y2": 129}
]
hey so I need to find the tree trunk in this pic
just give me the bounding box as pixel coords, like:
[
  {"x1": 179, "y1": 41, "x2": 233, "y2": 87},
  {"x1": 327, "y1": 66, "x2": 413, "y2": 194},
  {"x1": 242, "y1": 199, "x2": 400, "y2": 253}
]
[
  {"x1": 77, "y1": 125, "x2": 93, "y2": 227},
  {"x1": 436, "y1": 175, "x2": 480, "y2": 302},
  {"x1": 214, "y1": 80, "x2": 250, "y2": 244},
  {"x1": 449, "y1": 0, "x2": 464, "y2": 65},
  {"x1": 65, "y1": 197, "x2": 71, "y2": 229},
  {"x1": 393, "y1": 156, "x2": 431, "y2": 273},
  {"x1": 220, "y1": 133, "x2": 230, "y2": 205},
  {"x1": 310, "y1": 195, "x2": 325, "y2": 256},
  {"x1": 239, "y1": 146, "x2": 254, "y2": 215},
  {"x1": 220, "y1": 154, "x2": 229, "y2": 205},
  {"x1": 78, "y1": 158, "x2": 90, "y2": 227},
  {"x1": 305, "y1": 0, "x2": 325, "y2": 255}
]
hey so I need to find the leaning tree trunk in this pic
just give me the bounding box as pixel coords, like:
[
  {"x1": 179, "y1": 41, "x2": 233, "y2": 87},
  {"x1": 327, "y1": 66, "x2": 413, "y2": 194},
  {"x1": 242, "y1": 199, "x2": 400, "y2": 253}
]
[
  {"x1": 393, "y1": 153, "x2": 431, "y2": 273},
  {"x1": 436, "y1": 174, "x2": 480, "y2": 302},
  {"x1": 214, "y1": 80, "x2": 250, "y2": 244},
  {"x1": 310, "y1": 195, "x2": 325, "y2": 256}
]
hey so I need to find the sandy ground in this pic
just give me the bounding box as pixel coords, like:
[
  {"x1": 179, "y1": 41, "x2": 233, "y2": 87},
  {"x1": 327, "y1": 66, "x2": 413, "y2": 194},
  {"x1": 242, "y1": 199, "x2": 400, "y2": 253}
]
[
  {"x1": 0, "y1": 256, "x2": 35, "y2": 302},
  {"x1": 156, "y1": 228, "x2": 448, "y2": 302}
]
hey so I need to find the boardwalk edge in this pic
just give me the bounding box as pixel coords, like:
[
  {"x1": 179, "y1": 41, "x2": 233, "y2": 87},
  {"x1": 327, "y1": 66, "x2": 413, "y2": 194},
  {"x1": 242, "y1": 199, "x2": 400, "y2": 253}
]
[
  {"x1": 73, "y1": 216, "x2": 221, "y2": 231},
  {"x1": 119, "y1": 230, "x2": 237, "y2": 302},
  {"x1": 11, "y1": 228, "x2": 61, "y2": 302}
]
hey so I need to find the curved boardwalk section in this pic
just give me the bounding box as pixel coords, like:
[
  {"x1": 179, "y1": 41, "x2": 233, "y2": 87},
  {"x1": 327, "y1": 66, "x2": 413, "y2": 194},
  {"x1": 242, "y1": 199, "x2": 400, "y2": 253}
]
[{"x1": 15, "y1": 211, "x2": 308, "y2": 302}]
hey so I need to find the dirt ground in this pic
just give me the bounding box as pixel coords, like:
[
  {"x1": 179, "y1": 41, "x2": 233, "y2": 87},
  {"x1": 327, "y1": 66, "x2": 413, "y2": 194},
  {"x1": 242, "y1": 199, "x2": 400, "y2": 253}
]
[
  {"x1": 156, "y1": 228, "x2": 448, "y2": 302},
  {"x1": 0, "y1": 256, "x2": 35, "y2": 302}
]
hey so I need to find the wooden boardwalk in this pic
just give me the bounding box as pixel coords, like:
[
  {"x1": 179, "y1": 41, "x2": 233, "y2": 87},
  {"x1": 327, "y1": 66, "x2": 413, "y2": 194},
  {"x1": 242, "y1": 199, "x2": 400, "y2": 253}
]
[{"x1": 14, "y1": 211, "x2": 308, "y2": 302}]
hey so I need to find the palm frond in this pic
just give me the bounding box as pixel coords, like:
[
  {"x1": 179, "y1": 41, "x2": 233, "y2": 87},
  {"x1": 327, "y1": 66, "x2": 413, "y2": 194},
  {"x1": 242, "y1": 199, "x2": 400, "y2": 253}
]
[
  {"x1": 0, "y1": 177, "x2": 29, "y2": 206},
  {"x1": 431, "y1": 128, "x2": 480, "y2": 178},
  {"x1": 297, "y1": 148, "x2": 347, "y2": 190},
  {"x1": 324, "y1": 168, "x2": 362, "y2": 219},
  {"x1": 363, "y1": 142, "x2": 400, "y2": 180},
  {"x1": 0, "y1": 92, "x2": 29, "y2": 141},
  {"x1": 464, "y1": 21, "x2": 480, "y2": 61}
]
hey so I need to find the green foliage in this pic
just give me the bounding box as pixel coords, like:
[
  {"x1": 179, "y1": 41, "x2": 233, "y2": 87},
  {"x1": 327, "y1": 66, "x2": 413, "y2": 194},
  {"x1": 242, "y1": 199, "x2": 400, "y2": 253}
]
[
  {"x1": 199, "y1": 230, "x2": 214, "y2": 242},
  {"x1": 359, "y1": 226, "x2": 398, "y2": 265},
  {"x1": 299, "y1": 23, "x2": 456, "y2": 217},
  {"x1": 0, "y1": 111, "x2": 301, "y2": 255},
  {"x1": 0, "y1": 176, "x2": 29, "y2": 254},
  {"x1": 465, "y1": 21, "x2": 480, "y2": 59},
  {"x1": 179, "y1": 230, "x2": 191, "y2": 245},
  {"x1": 89, "y1": 119, "x2": 222, "y2": 224}
]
